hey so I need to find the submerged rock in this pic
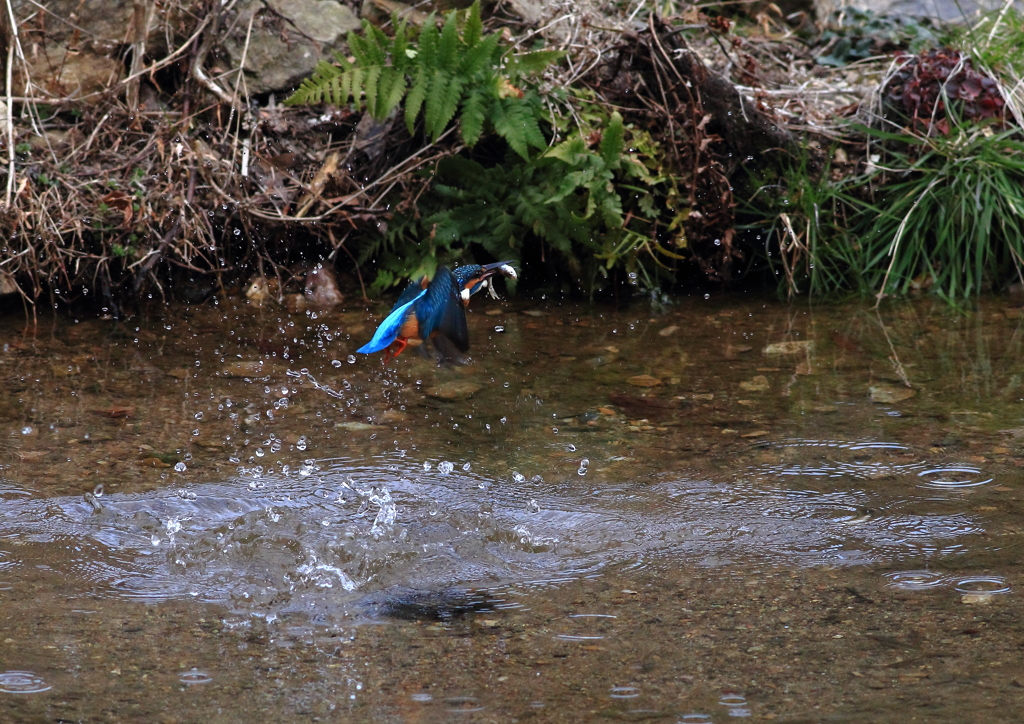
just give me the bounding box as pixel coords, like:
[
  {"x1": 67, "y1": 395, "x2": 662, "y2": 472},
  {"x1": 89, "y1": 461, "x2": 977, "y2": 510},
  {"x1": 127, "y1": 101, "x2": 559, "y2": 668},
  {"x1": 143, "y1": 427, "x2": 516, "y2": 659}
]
[{"x1": 869, "y1": 384, "x2": 916, "y2": 403}]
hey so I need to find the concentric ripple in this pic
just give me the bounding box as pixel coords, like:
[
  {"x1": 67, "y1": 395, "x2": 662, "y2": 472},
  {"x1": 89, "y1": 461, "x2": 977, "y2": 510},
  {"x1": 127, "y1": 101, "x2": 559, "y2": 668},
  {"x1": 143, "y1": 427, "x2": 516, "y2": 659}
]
[
  {"x1": 178, "y1": 668, "x2": 213, "y2": 685},
  {"x1": 916, "y1": 467, "x2": 994, "y2": 489},
  {"x1": 954, "y1": 576, "x2": 1011, "y2": 595},
  {"x1": 0, "y1": 670, "x2": 51, "y2": 694},
  {"x1": 884, "y1": 570, "x2": 950, "y2": 591}
]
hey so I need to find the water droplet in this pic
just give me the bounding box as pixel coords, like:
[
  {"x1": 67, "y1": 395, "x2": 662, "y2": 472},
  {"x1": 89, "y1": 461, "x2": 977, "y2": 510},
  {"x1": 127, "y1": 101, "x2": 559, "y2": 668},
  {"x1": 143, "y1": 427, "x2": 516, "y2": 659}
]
[
  {"x1": 347, "y1": 355, "x2": 357, "y2": 364},
  {"x1": 494, "y1": 325, "x2": 505, "y2": 333},
  {"x1": 174, "y1": 462, "x2": 187, "y2": 472},
  {"x1": 512, "y1": 471, "x2": 526, "y2": 484},
  {"x1": 462, "y1": 462, "x2": 471, "y2": 471},
  {"x1": 194, "y1": 412, "x2": 203, "y2": 420},
  {"x1": 20, "y1": 426, "x2": 32, "y2": 435},
  {"x1": 577, "y1": 458, "x2": 589, "y2": 476},
  {"x1": 526, "y1": 499, "x2": 540, "y2": 513},
  {"x1": 93, "y1": 483, "x2": 104, "y2": 497},
  {"x1": 255, "y1": 448, "x2": 265, "y2": 458},
  {"x1": 438, "y1": 461, "x2": 454, "y2": 474},
  {"x1": 423, "y1": 461, "x2": 432, "y2": 471},
  {"x1": 332, "y1": 359, "x2": 342, "y2": 367}
]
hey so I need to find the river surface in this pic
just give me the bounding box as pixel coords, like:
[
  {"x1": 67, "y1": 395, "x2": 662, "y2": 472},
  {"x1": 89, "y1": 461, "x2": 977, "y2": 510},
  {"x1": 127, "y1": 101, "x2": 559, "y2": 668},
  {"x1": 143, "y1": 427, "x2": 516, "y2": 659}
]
[{"x1": 1, "y1": 293, "x2": 1023, "y2": 722}]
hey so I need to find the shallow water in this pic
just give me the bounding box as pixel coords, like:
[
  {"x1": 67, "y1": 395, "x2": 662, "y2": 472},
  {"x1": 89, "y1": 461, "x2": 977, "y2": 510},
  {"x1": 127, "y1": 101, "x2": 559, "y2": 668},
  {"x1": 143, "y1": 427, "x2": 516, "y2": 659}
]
[{"x1": 1, "y1": 294, "x2": 1023, "y2": 722}]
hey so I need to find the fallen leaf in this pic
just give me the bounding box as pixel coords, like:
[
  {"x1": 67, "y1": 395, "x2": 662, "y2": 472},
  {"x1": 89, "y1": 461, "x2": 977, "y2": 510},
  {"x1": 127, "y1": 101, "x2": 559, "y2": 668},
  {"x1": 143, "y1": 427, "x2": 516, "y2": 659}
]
[
  {"x1": 335, "y1": 421, "x2": 383, "y2": 432},
  {"x1": 763, "y1": 340, "x2": 814, "y2": 355},
  {"x1": 627, "y1": 374, "x2": 662, "y2": 388},
  {"x1": 425, "y1": 381, "x2": 482, "y2": 400},
  {"x1": 739, "y1": 375, "x2": 770, "y2": 392}
]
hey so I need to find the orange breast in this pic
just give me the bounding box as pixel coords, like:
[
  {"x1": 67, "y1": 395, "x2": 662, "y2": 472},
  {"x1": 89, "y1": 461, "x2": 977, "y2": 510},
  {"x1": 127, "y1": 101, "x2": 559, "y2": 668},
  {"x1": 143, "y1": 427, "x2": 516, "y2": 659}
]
[{"x1": 399, "y1": 315, "x2": 420, "y2": 341}]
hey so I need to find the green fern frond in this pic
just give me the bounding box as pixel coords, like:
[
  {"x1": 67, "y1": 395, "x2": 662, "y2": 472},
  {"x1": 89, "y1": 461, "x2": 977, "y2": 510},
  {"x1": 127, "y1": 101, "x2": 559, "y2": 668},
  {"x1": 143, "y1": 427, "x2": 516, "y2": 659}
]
[
  {"x1": 491, "y1": 98, "x2": 546, "y2": 158},
  {"x1": 508, "y1": 49, "x2": 565, "y2": 76},
  {"x1": 285, "y1": 60, "x2": 340, "y2": 105},
  {"x1": 460, "y1": 88, "x2": 488, "y2": 145},
  {"x1": 600, "y1": 112, "x2": 625, "y2": 169},
  {"x1": 437, "y1": 10, "x2": 460, "y2": 69},
  {"x1": 287, "y1": 0, "x2": 553, "y2": 154},
  {"x1": 462, "y1": 0, "x2": 483, "y2": 48},
  {"x1": 392, "y1": 21, "x2": 410, "y2": 73},
  {"x1": 379, "y1": 69, "x2": 407, "y2": 119},
  {"x1": 417, "y1": 14, "x2": 439, "y2": 69},
  {"x1": 405, "y1": 68, "x2": 429, "y2": 134},
  {"x1": 363, "y1": 66, "x2": 381, "y2": 117},
  {"x1": 425, "y1": 70, "x2": 464, "y2": 140},
  {"x1": 459, "y1": 32, "x2": 502, "y2": 77},
  {"x1": 364, "y1": 24, "x2": 390, "y2": 66}
]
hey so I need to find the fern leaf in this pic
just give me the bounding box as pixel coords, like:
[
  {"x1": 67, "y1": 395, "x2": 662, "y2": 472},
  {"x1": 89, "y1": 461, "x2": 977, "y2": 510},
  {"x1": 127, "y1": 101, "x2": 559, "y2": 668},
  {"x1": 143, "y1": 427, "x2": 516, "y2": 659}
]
[
  {"x1": 380, "y1": 69, "x2": 407, "y2": 119},
  {"x1": 459, "y1": 33, "x2": 502, "y2": 77},
  {"x1": 392, "y1": 20, "x2": 410, "y2": 73},
  {"x1": 339, "y1": 67, "x2": 355, "y2": 106},
  {"x1": 348, "y1": 67, "x2": 364, "y2": 107},
  {"x1": 348, "y1": 29, "x2": 372, "y2": 67},
  {"x1": 363, "y1": 66, "x2": 381, "y2": 117},
  {"x1": 546, "y1": 137, "x2": 587, "y2": 165},
  {"x1": 519, "y1": 103, "x2": 548, "y2": 150},
  {"x1": 438, "y1": 10, "x2": 460, "y2": 69},
  {"x1": 459, "y1": 88, "x2": 488, "y2": 146},
  {"x1": 599, "y1": 112, "x2": 625, "y2": 170},
  {"x1": 489, "y1": 100, "x2": 526, "y2": 159},
  {"x1": 405, "y1": 67, "x2": 429, "y2": 134},
  {"x1": 491, "y1": 98, "x2": 547, "y2": 158},
  {"x1": 417, "y1": 14, "x2": 439, "y2": 69},
  {"x1": 425, "y1": 70, "x2": 463, "y2": 140},
  {"x1": 509, "y1": 49, "x2": 565, "y2": 76},
  {"x1": 364, "y1": 24, "x2": 390, "y2": 67},
  {"x1": 462, "y1": 0, "x2": 483, "y2": 49},
  {"x1": 329, "y1": 74, "x2": 342, "y2": 105},
  {"x1": 285, "y1": 60, "x2": 341, "y2": 105}
]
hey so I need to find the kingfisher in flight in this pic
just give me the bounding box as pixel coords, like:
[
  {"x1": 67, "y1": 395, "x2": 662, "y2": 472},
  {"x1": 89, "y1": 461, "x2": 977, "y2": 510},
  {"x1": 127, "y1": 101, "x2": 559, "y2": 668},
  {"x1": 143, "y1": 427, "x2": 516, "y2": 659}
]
[{"x1": 357, "y1": 261, "x2": 517, "y2": 363}]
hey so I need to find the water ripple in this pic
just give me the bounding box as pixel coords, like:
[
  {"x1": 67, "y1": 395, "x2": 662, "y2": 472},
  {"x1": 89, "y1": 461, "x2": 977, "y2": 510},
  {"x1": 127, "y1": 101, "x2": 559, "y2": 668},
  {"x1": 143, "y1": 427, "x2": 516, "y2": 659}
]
[
  {"x1": 884, "y1": 570, "x2": 950, "y2": 591},
  {"x1": 916, "y1": 467, "x2": 994, "y2": 489},
  {"x1": 0, "y1": 670, "x2": 51, "y2": 694},
  {"x1": 0, "y1": 450, "x2": 989, "y2": 621}
]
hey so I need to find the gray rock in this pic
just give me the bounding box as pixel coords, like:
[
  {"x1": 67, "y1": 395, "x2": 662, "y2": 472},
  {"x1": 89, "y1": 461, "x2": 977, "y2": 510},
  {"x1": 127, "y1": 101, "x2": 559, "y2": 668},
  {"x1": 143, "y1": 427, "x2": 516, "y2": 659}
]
[{"x1": 221, "y1": 0, "x2": 362, "y2": 95}]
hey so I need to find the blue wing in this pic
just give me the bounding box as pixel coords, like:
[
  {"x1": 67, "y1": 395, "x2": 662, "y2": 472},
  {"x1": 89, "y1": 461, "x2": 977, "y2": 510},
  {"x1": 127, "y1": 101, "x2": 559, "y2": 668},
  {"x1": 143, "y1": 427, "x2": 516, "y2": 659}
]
[{"x1": 356, "y1": 288, "x2": 427, "y2": 354}]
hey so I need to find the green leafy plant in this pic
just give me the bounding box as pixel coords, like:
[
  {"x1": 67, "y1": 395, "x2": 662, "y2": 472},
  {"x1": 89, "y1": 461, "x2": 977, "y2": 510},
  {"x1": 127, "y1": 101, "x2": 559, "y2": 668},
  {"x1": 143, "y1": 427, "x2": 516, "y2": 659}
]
[
  {"x1": 368, "y1": 111, "x2": 689, "y2": 294},
  {"x1": 745, "y1": 126, "x2": 1024, "y2": 300},
  {"x1": 816, "y1": 9, "x2": 938, "y2": 67},
  {"x1": 285, "y1": 1, "x2": 559, "y2": 157},
  {"x1": 739, "y1": 149, "x2": 867, "y2": 297},
  {"x1": 851, "y1": 126, "x2": 1024, "y2": 299}
]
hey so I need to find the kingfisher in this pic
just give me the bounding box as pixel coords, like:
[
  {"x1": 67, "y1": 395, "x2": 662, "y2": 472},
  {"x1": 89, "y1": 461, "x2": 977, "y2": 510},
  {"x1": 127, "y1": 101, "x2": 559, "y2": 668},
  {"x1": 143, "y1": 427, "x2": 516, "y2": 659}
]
[{"x1": 357, "y1": 261, "x2": 516, "y2": 363}]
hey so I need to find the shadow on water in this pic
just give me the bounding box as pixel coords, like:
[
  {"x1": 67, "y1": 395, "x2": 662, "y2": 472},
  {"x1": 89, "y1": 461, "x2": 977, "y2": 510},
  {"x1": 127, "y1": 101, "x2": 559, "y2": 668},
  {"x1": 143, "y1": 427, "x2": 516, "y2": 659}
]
[{"x1": 1, "y1": 296, "x2": 1024, "y2": 721}]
